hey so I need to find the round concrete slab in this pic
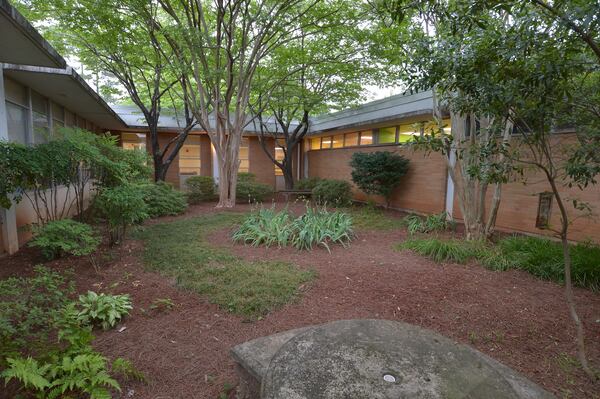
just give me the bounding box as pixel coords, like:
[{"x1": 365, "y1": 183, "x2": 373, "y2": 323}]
[{"x1": 261, "y1": 319, "x2": 554, "y2": 399}]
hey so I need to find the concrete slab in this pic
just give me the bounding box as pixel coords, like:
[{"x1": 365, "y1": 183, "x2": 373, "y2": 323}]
[{"x1": 231, "y1": 320, "x2": 555, "y2": 399}]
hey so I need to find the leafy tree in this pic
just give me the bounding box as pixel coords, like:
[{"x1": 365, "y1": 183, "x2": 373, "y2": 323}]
[{"x1": 350, "y1": 151, "x2": 409, "y2": 207}]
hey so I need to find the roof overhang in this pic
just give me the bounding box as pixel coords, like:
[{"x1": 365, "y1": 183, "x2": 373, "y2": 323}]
[
  {"x1": 3, "y1": 64, "x2": 127, "y2": 130},
  {"x1": 0, "y1": 0, "x2": 66, "y2": 68}
]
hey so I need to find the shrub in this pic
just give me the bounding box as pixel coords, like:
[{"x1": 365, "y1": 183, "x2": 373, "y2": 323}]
[
  {"x1": 138, "y1": 182, "x2": 187, "y2": 217},
  {"x1": 296, "y1": 177, "x2": 322, "y2": 191},
  {"x1": 94, "y1": 184, "x2": 149, "y2": 245},
  {"x1": 312, "y1": 179, "x2": 352, "y2": 206},
  {"x1": 76, "y1": 291, "x2": 133, "y2": 330},
  {"x1": 233, "y1": 206, "x2": 354, "y2": 252},
  {"x1": 350, "y1": 151, "x2": 409, "y2": 206},
  {"x1": 237, "y1": 173, "x2": 273, "y2": 203},
  {"x1": 186, "y1": 175, "x2": 216, "y2": 203},
  {"x1": 398, "y1": 238, "x2": 484, "y2": 263},
  {"x1": 28, "y1": 219, "x2": 100, "y2": 260},
  {"x1": 403, "y1": 212, "x2": 454, "y2": 235}
]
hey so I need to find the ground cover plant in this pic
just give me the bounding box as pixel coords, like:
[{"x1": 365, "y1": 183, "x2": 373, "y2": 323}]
[
  {"x1": 28, "y1": 219, "x2": 100, "y2": 260},
  {"x1": 76, "y1": 291, "x2": 133, "y2": 330},
  {"x1": 403, "y1": 212, "x2": 455, "y2": 235},
  {"x1": 347, "y1": 203, "x2": 405, "y2": 231},
  {"x1": 133, "y1": 213, "x2": 315, "y2": 317},
  {"x1": 233, "y1": 206, "x2": 354, "y2": 252},
  {"x1": 397, "y1": 235, "x2": 600, "y2": 291},
  {"x1": 0, "y1": 267, "x2": 138, "y2": 398},
  {"x1": 138, "y1": 182, "x2": 187, "y2": 218}
]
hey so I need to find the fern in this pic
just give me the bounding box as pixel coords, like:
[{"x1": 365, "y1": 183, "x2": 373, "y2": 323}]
[
  {"x1": 1, "y1": 357, "x2": 51, "y2": 390},
  {"x1": 112, "y1": 358, "x2": 147, "y2": 382}
]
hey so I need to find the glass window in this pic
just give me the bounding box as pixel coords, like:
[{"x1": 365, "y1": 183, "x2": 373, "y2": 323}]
[
  {"x1": 77, "y1": 116, "x2": 86, "y2": 129},
  {"x1": 179, "y1": 135, "x2": 201, "y2": 175},
  {"x1": 321, "y1": 136, "x2": 333, "y2": 149},
  {"x1": 65, "y1": 110, "x2": 75, "y2": 127},
  {"x1": 398, "y1": 123, "x2": 419, "y2": 143},
  {"x1": 378, "y1": 127, "x2": 396, "y2": 144},
  {"x1": 4, "y1": 78, "x2": 27, "y2": 106},
  {"x1": 274, "y1": 140, "x2": 285, "y2": 176},
  {"x1": 6, "y1": 101, "x2": 28, "y2": 144},
  {"x1": 359, "y1": 130, "x2": 373, "y2": 145},
  {"x1": 52, "y1": 102, "x2": 64, "y2": 133},
  {"x1": 310, "y1": 137, "x2": 321, "y2": 150},
  {"x1": 332, "y1": 134, "x2": 344, "y2": 148},
  {"x1": 31, "y1": 91, "x2": 49, "y2": 144},
  {"x1": 344, "y1": 132, "x2": 359, "y2": 147},
  {"x1": 122, "y1": 132, "x2": 147, "y2": 151},
  {"x1": 239, "y1": 137, "x2": 249, "y2": 173}
]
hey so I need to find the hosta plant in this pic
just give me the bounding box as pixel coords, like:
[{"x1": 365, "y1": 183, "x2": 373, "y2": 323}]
[{"x1": 77, "y1": 291, "x2": 132, "y2": 330}]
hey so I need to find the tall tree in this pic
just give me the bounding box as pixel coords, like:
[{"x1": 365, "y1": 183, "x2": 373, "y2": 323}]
[
  {"x1": 153, "y1": 0, "x2": 341, "y2": 207},
  {"x1": 13, "y1": 0, "x2": 196, "y2": 182},
  {"x1": 249, "y1": 3, "x2": 383, "y2": 189}
]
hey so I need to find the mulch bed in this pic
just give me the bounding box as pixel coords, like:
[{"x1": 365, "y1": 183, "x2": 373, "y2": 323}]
[{"x1": 1, "y1": 202, "x2": 599, "y2": 398}]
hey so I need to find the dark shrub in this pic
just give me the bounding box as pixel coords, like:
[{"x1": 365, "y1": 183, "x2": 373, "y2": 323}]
[
  {"x1": 350, "y1": 151, "x2": 409, "y2": 206},
  {"x1": 29, "y1": 219, "x2": 100, "y2": 260},
  {"x1": 312, "y1": 179, "x2": 352, "y2": 206},
  {"x1": 94, "y1": 185, "x2": 148, "y2": 245},
  {"x1": 138, "y1": 182, "x2": 187, "y2": 217},
  {"x1": 237, "y1": 173, "x2": 273, "y2": 203},
  {"x1": 296, "y1": 177, "x2": 322, "y2": 191},
  {"x1": 186, "y1": 176, "x2": 216, "y2": 203}
]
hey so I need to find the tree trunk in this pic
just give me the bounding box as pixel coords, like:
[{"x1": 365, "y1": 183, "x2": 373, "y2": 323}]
[{"x1": 282, "y1": 161, "x2": 294, "y2": 190}]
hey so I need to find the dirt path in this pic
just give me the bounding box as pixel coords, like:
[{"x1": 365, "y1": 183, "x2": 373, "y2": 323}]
[{"x1": 1, "y1": 203, "x2": 599, "y2": 398}]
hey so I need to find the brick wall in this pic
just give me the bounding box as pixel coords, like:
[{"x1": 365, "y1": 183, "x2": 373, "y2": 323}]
[
  {"x1": 307, "y1": 145, "x2": 447, "y2": 215},
  {"x1": 249, "y1": 136, "x2": 276, "y2": 187}
]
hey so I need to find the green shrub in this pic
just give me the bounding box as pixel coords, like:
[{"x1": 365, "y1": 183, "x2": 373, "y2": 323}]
[
  {"x1": 138, "y1": 182, "x2": 187, "y2": 217},
  {"x1": 237, "y1": 173, "x2": 272, "y2": 203},
  {"x1": 312, "y1": 179, "x2": 352, "y2": 206},
  {"x1": 398, "y1": 238, "x2": 484, "y2": 263},
  {"x1": 233, "y1": 206, "x2": 354, "y2": 252},
  {"x1": 28, "y1": 219, "x2": 100, "y2": 260},
  {"x1": 350, "y1": 151, "x2": 410, "y2": 205},
  {"x1": 94, "y1": 185, "x2": 149, "y2": 245},
  {"x1": 0, "y1": 266, "x2": 74, "y2": 366},
  {"x1": 186, "y1": 175, "x2": 216, "y2": 203},
  {"x1": 403, "y1": 212, "x2": 454, "y2": 235},
  {"x1": 296, "y1": 177, "x2": 322, "y2": 191},
  {"x1": 76, "y1": 291, "x2": 133, "y2": 330}
]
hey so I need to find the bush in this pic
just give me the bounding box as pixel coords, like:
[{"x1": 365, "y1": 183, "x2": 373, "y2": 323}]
[
  {"x1": 186, "y1": 176, "x2": 216, "y2": 203},
  {"x1": 236, "y1": 173, "x2": 272, "y2": 203},
  {"x1": 312, "y1": 179, "x2": 352, "y2": 206},
  {"x1": 296, "y1": 177, "x2": 322, "y2": 191},
  {"x1": 350, "y1": 151, "x2": 409, "y2": 205},
  {"x1": 138, "y1": 182, "x2": 187, "y2": 217},
  {"x1": 94, "y1": 185, "x2": 149, "y2": 245},
  {"x1": 403, "y1": 212, "x2": 454, "y2": 235},
  {"x1": 28, "y1": 219, "x2": 100, "y2": 260},
  {"x1": 233, "y1": 206, "x2": 354, "y2": 252},
  {"x1": 76, "y1": 291, "x2": 133, "y2": 330}
]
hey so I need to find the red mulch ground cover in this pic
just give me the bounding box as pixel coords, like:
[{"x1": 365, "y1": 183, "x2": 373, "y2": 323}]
[{"x1": 1, "y1": 202, "x2": 599, "y2": 399}]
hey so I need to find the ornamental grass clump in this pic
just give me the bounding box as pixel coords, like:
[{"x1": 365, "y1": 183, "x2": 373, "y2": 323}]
[{"x1": 233, "y1": 206, "x2": 354, "y2": 252}]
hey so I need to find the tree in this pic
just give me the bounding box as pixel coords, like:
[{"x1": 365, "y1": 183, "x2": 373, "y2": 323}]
[
  {"x1": 13, "y1": 0, "x2": 196, "y2": 182},
  {"x1": 250, "y1": 2, "x2": 384, "y2": 189},
  {"x1": 350, "y1": 151, "x2": 409, "y2": 207},
  {"x1": 154, "y1": 0, "x2": 346, "y2": 207}
]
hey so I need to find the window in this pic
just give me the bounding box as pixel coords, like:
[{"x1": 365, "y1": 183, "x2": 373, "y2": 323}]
[
  {"x1": 344, "y1": 132, "x2": 359, "y2": 147},
  {"x1": 77, "y1": 115, "x2": 86, "y2": 129},
  {"x1": 4, "y1": 77, "x2": 29, "y2": 144},
  {"x1": 65, "y1": 110, "x2": 76, "y2": 127},
  {"x1": 179, "y1": 135, "x2": 201, "y2": 175},
  {"x1": 52, "y1": 102, "x2": 65, "y2": 131},
  {"x1": 398, "y1": 123, "x2": 419, "y2": 143},
  {"x1": 321, "y1": 136, "x2": 333, "y2": 149},
  {"x1": 378, "y1": 127, "x2": 396, "y2": 144},
  {"x1": 310, "y1": 137, "x2": 321, "y2": 150},
  {"x1": 536, "y1": 192, "x2": 553, "y2": 229},
  {"x1": 31, "y1": 91, "x2": 49, "y2": 144},
  {"x1": 332, "y1": 134, "x2": 344, "y2": 148},
  {"x1": 239, "y1": 137, "x2": 249, "y2": 172},
  {"x1": 359, "y1": 130, "x2": 373, "y2": 145},
  {"x1": 122, "y1": 132, "x2": 146, "y2": 151},
  {"x1": 274, "y1": 139, "x2": 285, "y2": 176}
]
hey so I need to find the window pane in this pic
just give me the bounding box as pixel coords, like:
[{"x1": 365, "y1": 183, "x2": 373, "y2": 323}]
[
  {"x1": 310, "y1": 137, "x2": 321, "y2": 150},
  {"x1": 359, "y1": 130, "x2": 373, "y2": 145},
  {"x1": 274, "y1": 146, "x2": 284, "y2": 176},
  {"x1": 378, "y1": 127, "x2": 396, "y2": 144},
  {"x1": 344, "y1": 132, "x2": 359, "y2": 147},
  {"x1": 321, "y1": 136, "x2": 332, "y2": 149},
  {"x1": 332, "y1": 134, "x2": 344, "y2": 148},
  {"x1": 122, "y1": 132, "x2": 147, "y2": 151},
  {"x1": 4, "y1": 78, "x2": 27, "y2": 106},
  {"x1": 399, "y1": 123, "x2": 419, "y2": 143},
  {"x1": 33, "y1": 111, "x2": 49, "y2": 144},
  {"x1": 65, "y1": 110, "x2": 75, "y2": 127},
  {"x1": 6, "y1": 102, "x2": 28, "y2": 144},
  {"x1": 239, "y1": 137, "x2": 249, "y2": 172},
  {"x1": 179, "y1": 135, "x2": 201, "y2": 175},
  {"x1": 52, "y1": 103, "x2": 64, "y2": 122},
  {"x1": 77, "y1": 116, "x2": 86, "y2": 129},
  {"x1": 31, "y1": 91, "x2": 47, "y2": 114}
]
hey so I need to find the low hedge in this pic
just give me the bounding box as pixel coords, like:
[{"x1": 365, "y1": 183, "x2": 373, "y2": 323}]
[
  {"x1": 312, "y1": 179, "x2": 352, "y2": 207},
  {"x1": 236, "y1": 173, "x2": 272, "y2": 203},
  {"x1": 186, "y1": 176, "x2": 216, "y2": 203}
]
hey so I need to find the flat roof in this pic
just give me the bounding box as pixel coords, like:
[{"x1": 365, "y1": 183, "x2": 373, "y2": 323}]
[
  {"x1": 3, "y1": 64, "x2": 127, "y2": 130},
  {"x1": 0, "y1": 0, "x2": 66, "y2": 68}
]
